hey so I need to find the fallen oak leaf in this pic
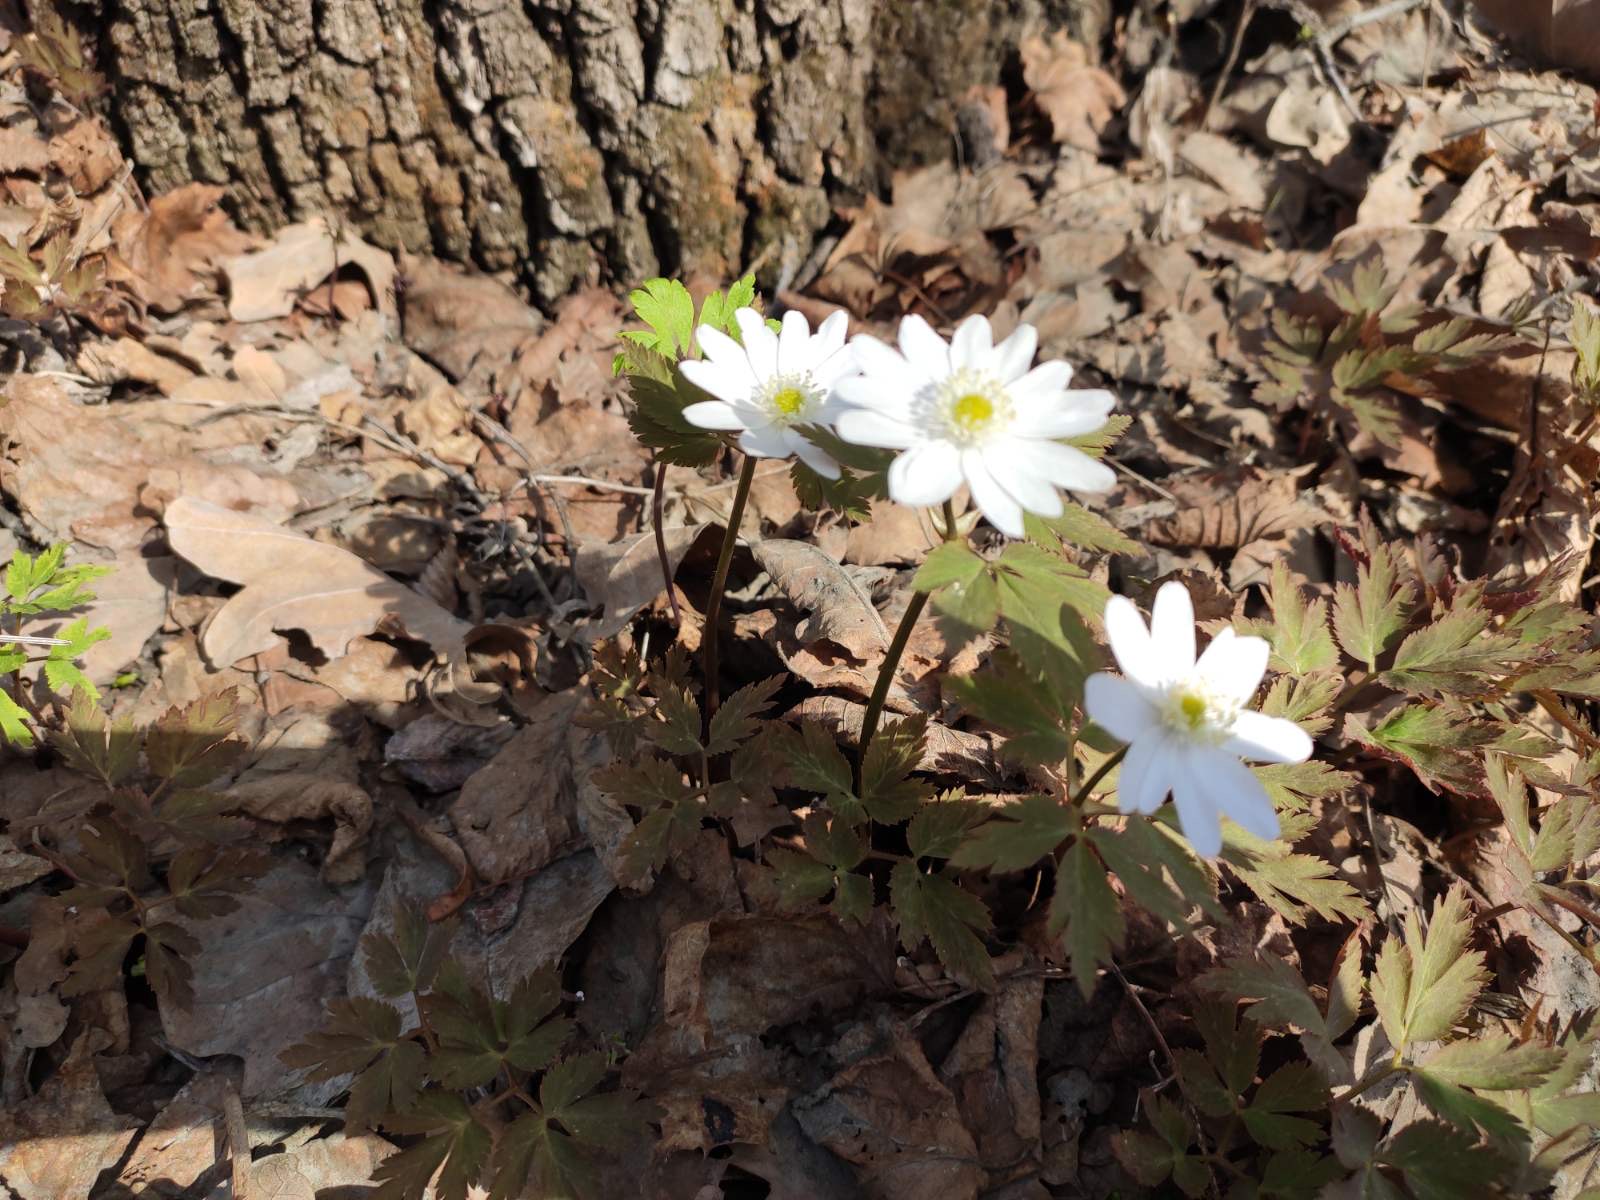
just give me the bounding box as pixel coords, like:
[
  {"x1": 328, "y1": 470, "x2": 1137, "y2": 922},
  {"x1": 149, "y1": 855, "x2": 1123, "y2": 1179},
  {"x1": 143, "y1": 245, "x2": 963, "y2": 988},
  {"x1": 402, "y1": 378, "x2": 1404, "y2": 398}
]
[
  {"x1": 163, "y1": 495, "x2": 471, "y2": 668},
  {"x1": 1021, "y1": 31, "x2": 1126, "y2": 153}
]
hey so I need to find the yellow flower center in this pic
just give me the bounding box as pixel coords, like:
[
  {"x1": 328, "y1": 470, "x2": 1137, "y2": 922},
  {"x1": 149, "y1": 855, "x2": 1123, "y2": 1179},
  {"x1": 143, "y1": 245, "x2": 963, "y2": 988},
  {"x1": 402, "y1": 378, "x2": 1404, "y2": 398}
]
[
  {"x1": 1178, "y1": 692, "x2": 1208, "y2": 729},
  {"x1": 772, "y1": 387, "x2": 807, "y2": 417},
  {"x1": 951, "y1": 392, "x2": 995, "y2": 432}
]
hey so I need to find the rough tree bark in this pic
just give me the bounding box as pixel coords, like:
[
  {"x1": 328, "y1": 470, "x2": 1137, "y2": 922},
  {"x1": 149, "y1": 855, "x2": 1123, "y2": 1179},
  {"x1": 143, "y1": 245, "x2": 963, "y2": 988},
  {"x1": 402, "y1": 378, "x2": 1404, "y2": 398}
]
[{"x1": 91, "y1": 0, "x2": 1106, "y2": 302}]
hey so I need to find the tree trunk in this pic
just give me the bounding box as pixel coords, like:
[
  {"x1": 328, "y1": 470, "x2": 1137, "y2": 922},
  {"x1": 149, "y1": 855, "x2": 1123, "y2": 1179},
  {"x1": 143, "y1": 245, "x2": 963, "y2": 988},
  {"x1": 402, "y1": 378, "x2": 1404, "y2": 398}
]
[{"x1": 93, "y1": 0, "x2": 1106, "y2": 303}]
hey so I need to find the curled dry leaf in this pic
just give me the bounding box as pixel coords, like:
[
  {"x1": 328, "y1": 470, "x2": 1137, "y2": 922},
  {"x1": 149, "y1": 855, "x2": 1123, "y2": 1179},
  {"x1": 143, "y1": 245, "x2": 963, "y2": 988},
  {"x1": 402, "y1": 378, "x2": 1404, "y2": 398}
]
[
  {"x1": 221, "y1": 217, "x2": 396, "y2": 322},
  {"x1": 109, "y1": 183, "x2": 256, "y2": 313},
  {"x1": 163, "y1": 495, "x2": 471, "y2": 668},
  {"x1": 750, "y1": 539, "x2": 892, "y2": 661},
  {"x1": 1021, "y1": 31, "x2": 1126, "y2": 153},
  {"x1": 228, "y1": 773, "x2": 375, "y2": 885},
  {"x1": 576, "y1": 524, "x2": 708, "y2": 640}
]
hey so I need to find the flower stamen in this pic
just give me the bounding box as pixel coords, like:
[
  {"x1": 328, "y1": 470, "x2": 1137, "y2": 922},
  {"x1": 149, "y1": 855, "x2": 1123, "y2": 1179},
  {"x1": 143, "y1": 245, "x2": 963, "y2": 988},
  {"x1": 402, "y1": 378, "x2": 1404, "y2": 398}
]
[
  {"x1": 930, "y1": 367, "x2": 1012, "y2": 446},
  {"x1": 758, "y1": 374, "x2": 821, "y2": 426}
]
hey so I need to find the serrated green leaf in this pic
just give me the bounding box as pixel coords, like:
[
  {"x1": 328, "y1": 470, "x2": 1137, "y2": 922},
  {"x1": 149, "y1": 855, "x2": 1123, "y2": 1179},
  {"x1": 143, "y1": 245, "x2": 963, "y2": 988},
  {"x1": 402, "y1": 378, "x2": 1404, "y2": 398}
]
[
  {"x1": 1050, "y1": 837, "x2": 1123, "y2": 996},
  {"x1": 645, "y1": 680, "x2": 702, "y2": 755},
  {"x1": 374, "y1": 1091, "x2": 492, "y2": 1200},
  {"x1": 1092, "y1": 817, "x2": 1224, "y2": 927},
  {"x1": 1381, "y1": 604, "x2": 1519, "y2": 697},
  {"x1": 860, "y1": 715, "x2": 931, "y2": 824},
  {"x1": 914, "y1": 541, "x2": 985, "y2": 592},
  {"x1": 704, "y1": 675, "x2": 781, "y2": 755},
  {"x1": 944, "y1": 650, "x2": 1072, "y2": 765},
  {"x1": 1419, "y1": 1035, "x2": 1562, "y2": 1090},
  {"x1": 625, "y1": 277, "x2": 695, "y2": 359},
  {"x1": 950, "y1": 794, "x2": 1076, "y2": 871},
  {"x1": 775, "y1": 720, "x2": 854, "y2": 801},
  {"x1": 906, "y1": 792, "x2": 985, "y2": 860},
  {"x1": 1332, "y1": 534, "x2": 1415, "y2": 670},
  {"x1": 1410, "y1": 1070, "x2": 1527, "y2": 1142},
  {"x1": 593, "y1": 756, "x2": 691, "y2": 812},
  {"x1": 1221, "y1": 824, "x2": 1365, "y2": 925},
  {"x1": 1262, "y1": 560, "x2": 1338, "y2": 673},
  {"x1": 890, "y1": 862, "x2": 994, "y2": 991},
  {"x1": 1371, "y1": 884, "x2": 1487, "y2": 1054},
  {"x1": 144, "y1": 690, "x2": 244, "y2": 785},
  {"x1": 0, "y1": 686, "x2": 34, "y2": 747},
  {"x1": 1244, "y1": 1063, "x2": 1327, "y2": 1150},
  {"x1": 1035, "y1": 502, "x2": 1140, "y2": 554},
  {"x1": 362, "y1": 905, "x2": 457, "y2": 998}
]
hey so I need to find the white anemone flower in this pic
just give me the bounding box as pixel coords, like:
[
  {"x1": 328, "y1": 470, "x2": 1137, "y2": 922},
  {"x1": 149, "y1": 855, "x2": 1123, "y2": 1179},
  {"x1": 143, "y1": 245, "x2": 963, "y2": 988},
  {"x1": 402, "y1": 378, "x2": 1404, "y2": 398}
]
[
  {"x1": 832, "y1": 313, "x2": 1116, "y2": 537},
  {"x1": 1083, "y1": 581, "x2": 1314, "y2": 858},
  {"x1": 678, "y1": 307, "x2": 857, "y2": 479}
]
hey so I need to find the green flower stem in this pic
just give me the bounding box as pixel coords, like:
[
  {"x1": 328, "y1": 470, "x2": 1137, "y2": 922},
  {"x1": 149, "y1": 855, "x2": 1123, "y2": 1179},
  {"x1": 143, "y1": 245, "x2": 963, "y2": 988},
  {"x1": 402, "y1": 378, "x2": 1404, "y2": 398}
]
[
  {"x1": 702, "y1": 455, "x2": 757, "y2": 720},
  {"x1": 858, "y1": 499, "x2": 963, "y2": 759},
  {"x1": 1071, "y1": 745, "x2": 1128, "y2": 807}
]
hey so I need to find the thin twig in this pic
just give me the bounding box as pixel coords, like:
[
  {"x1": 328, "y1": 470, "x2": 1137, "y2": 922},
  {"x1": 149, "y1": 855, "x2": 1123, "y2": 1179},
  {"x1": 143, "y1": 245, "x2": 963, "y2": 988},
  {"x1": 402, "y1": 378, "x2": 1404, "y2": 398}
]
[
  {"x1": 652, "y1": 466, "x2": 681, "y2": 626},
  {"x1": 1202, "y1": 0, "x2": 1258, "y2": 130},
  {"x1": 532, "y1": 473, "x2": 654, "y2": 496}
]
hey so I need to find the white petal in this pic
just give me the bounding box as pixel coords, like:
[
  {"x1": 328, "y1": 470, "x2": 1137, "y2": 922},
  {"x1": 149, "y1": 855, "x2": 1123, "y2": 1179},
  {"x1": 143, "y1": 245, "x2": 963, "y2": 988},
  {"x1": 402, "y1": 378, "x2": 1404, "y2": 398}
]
[
  {"x1": 1151, "y1": 581, "x2": 1196, "y2": 673},
  {"x1": 815, "y1": 309, "x2": 850, "y2": 361},
  {"x1": 788, "y1": 430, "x2": 842, "y2": 479},
  {"x1": 849, "y1": 333, "x2": 912, "y2": 382},
  {"x1": 1009, "y1": 360, "x2": 1074, "y2": 402},
  {"x1": 962, "y1": 447, "x2": 1025, "y2": 537},
  {"x1": 680, "y1": 358, "x2": 756, "y2": 406},
  {"x1": 777, "y1": 309, "x2": 812, "y2": 375},
  {"x1": 1084, "y1": 673, "x2": 1159, "y2": 744},
  {"x1": 1011, "y1": 390, "x2": 1116, "y2": 438},
  {"x1": 1197, "y1": 628, "x2": 1269, "y2": 704},
  {"x1": 950, "y1": 314, "x2": 993, "y2": 369},
  {"x1": 681, "y1": 399, "x2": 747, "y2": 431},
  {"x1": 1224, "y1": 711, "x2": 1313, "y2": 765},
  {"x1": 695, "y1": 324, "x2": 755, "y2": 373},
  {"x1": 738, "y1": 424, "x2": 791, "y2": 458},
  {"x1": 812, "y1": 346, "x2": 860, "y2": 390},
  {"x1": 1115, "y1": 732, "x2": 1171, "y2": 814},
  {"x1": 991, "y1": 323, "x2": 1038, "y2": 382},
  {"x1": 734, "y1": 308, "x2": 779, "y2": 381},
  {"x1": 1171, "y1": 760, "x2": 1223, "y2": 858},
  {"x1": 887, "y1": 440, "x2": 963, "y2": 506},
  {"x1": 1002, "y1": 438, "x2": 1116, "y2": 493},
  {"x1": 1199, "y1": 752, "x2": 1280, "y2": 841},
  {"x1": 831, "y1": 375, "x2": 913, "y2": 415},
  {"x1": 898, "y1": 314, "x2": 951, "y2": 380},
  {"x1": 982, "y1": 448, "x2": 1062, "y2": 518},
  {"x1": 836, "y1": 407, "x2": 920, "y2": 450},
  {"x1": 1102, "y1": 595, "x2": 1164, "y2": 689}
]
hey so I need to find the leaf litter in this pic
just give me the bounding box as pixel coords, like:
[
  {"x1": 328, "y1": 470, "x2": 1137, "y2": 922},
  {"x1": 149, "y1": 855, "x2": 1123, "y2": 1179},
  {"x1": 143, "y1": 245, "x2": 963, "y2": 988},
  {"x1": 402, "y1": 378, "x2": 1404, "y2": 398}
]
[{"x1": 9, "y1": 3, "x2": 1600, "y2": 1197}]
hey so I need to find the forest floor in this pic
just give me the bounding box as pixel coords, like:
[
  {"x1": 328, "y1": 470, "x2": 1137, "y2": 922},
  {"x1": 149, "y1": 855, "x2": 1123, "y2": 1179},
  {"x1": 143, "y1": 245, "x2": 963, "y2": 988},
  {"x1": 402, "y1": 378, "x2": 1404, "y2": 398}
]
[{"x1": 5, "y1": 2, "x2": 1600, "y2": 1198}]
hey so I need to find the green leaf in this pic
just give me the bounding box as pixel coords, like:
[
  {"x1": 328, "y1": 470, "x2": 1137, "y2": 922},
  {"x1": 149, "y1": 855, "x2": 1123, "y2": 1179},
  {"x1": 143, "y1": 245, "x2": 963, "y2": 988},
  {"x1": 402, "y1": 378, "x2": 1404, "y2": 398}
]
[
  {"x1": 914, "y1": 541, "x2": 985, "y2": 592},
  {"x1": 1418, "y1": 1035, "x2": 1562, "y2": 1090},
  {"x1": 1033, "y1": 503, "x2": 1140, "y2": 554},
  {"x1": 1371, "y1": 884, "x2": 1487, "y2": 1054},
  {"x1": 1261, "y1": 560, "x2": 1338, "y2": 674},
  {"x1": 645, "y1": 679, "x2": 702, "y2": 755},
  {"x1": 281, "y1": 997, "x2": 425, "y2": 1130},
  {"x1": 624, "y1": 277, "x2": 695, "y2": 359},
  {"x1": 860, "y1": 715, "x2": 932, "y2": 824},
  {"x1": 1049, "y1": 837, "x2": 1123, "y2": 996},
  {"x1": 1381, "y1": 604, "x2": 1519, "y2": 697},
  {"x1": 1332, "y1": 533, "x2": 1415, "y2": 670},
  {"x1": 362, "y1": 905, "x2": 457, "y2": 998},
  {"x1": 1244, "y1": 1063, "x2": 1327, "y2": 1149},
  {"x1": 774, "y1": 720, "x2": 854, "y2": 801},
  {"x1": 704, "y1": 675, "x2": 781, "y2": 755},
  {"x1": 765, "y1": 848, "x2": 836, "y2": 910},
  {"x1": 950, "y1": 794, "x2": 1076, "y2": 871},
  {"x1": 623, "y1": 374, "x2": 723, "y2": 467},
  {"x1": 374, "y1": 1092, "x2": 492, "y2": 1200},
  {"x1": 906, "y1": 792, "x2": 985, "y2": 860},
  {"x1": 1410, "y1": 1070, "x2": 1527, "y2": 1141},
  {"x1": 0, "y1": 687, "x2": 34, "y2": 747},
  {"x1": 944, "y1": 650, "x2": 1072, "y2": 765},
  {"x1": 593, "y1": 756, "x2": 691, "y2": 812},
  {"x1": 1221, "y1": 821, "x2": 1366, "y2": 925},
  {"x1": 144, "y1": 691, "x2": 244, "y2": 786},
  {"x1": 1091, "y1": 817, "x2": 1224, "y2": 927},
  {"x1": 164, "y1": 846, "x2": 268, "y2": 919},
  {"x1": 53, "y1": 688, "x2": 139, "y2": 786},
  {"x1": 1354, "y1": 703, "x2": 1494, "y2": 795},
  {"x1": 890, "y1": 862, "x2": 995, "y2": 991}
]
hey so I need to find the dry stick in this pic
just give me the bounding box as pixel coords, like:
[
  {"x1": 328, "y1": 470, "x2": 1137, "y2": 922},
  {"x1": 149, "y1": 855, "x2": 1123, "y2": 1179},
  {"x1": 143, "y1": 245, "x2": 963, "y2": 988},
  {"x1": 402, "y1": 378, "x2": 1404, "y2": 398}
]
[
  {"x1": 223, "y1": 1081, "x2": 252, "y2": 1200},
  {"x1": 702, "y1": 456, "x2": 758, "y2": 722},
  {"x1": 651, "y1": 466, "x2": 681, "y2": 626},
  {"x1": 858, "y1": 499, "x2": 963, "y2": 760},
  {"x1": 1202, "y1": 0, "x2": 1258, "y2": 130}
]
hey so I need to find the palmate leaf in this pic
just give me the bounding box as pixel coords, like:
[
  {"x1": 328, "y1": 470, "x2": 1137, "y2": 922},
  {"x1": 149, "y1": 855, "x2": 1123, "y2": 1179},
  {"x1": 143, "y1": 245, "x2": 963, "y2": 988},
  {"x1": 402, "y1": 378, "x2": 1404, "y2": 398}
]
[
  {"x1": 1091, "y1": 816, "x2": 1223, "y2": 927},
  {"x1": 374, "y1": 1092, "x2": 492, "y2": 1200},
  {"x1": 773, "y1": 719, "x2": 854, "y2": 802},
  {"x1": 41, "y1": 619, "x2": 111, "y2": 700},
  {"x1": 1203, "y1": 939, "x2": 1364, "y2": 1084},
  {"x1": 1378, "y1": 1119, "x2": 1509, "y2": 1200},
  {"x1": 362, "y1": 905, "x2": 457, "y2": 998},
  {"x1": 1243, "y1": 1062, "x2": 1327, "y2": 1150},
  {"x1": 281, "y1": 996, "x2": 426, "y2": 1129},
  {"x1": 55, "y1": 688, "x2": 140, "y2": 787},
  {"x1": 424, "y1": 967, "x2": 572, "y2": 1089},
  {"x1": 1380, "y1": 603, "x2": 1521, "y2": 697},
  {"x1": 1371, "y1": 884, "x2": 1487, "y2": 1055},
  {"x1": 144, "y1": 690, "x2": 244, "y2": 786},
  {"x1": 1221, "y1": 815, "x2": 1365, "y2": 925},
  {"x1": 622, "y1": 374, "x2": 722, "y2": 467},
  {"x1": 890, "y1": 862, "x2": 994, "y2": 991},
  {"x1": 164, "y1": 846, "x2": 269, "y2": 920},
  {"x1": 1027, "y1": 503, "x2": 1141, "y2": 555},
  {"x1": 141, "y1": 920, "x2": 202, "y2": 1008},
  {"x1": 1352, "y1": 704, "x2": 1496, "y2": 795},
  {"x1": 704, "y1": 675, "x2": 781, "y2": 755},
  {"x1": 1257, "y1": 560, "x2": 1338, "y2": 674},
  {"x1": 859, "y1": 715, "x2": 932, "y2": 824},
  {"x1": 619, "y1": 277, "x2": 695, "y2": 360},
  {"x1": 1332, "y1": 530, "x2": 1415, "y2": 670},
  {"x1": 593, "y1": 756, "x2": 692, "y2": 813}
]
